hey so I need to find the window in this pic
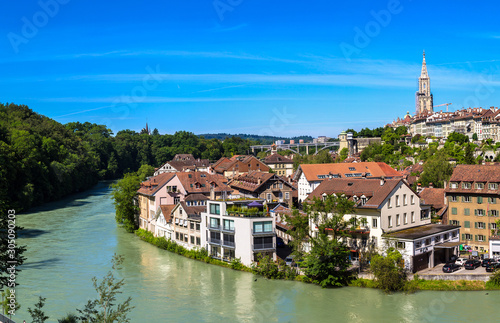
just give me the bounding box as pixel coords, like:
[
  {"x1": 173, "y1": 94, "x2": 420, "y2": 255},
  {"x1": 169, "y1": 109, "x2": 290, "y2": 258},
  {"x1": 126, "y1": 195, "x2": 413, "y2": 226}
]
[
  {"x1": 476, "y1": 183, "x2": 484, "y2": 189},
  {"x1": 190, "y1": 222, "x2": 194, "y2": 230},
  {"x1": 451, "y1": 207, "x2": 457, "y2": 215},
  {"x1": 477, "y1": 196, "x2": 483, "y2": 204},
  {"x1": 190, "y1": 236, "x2": 195, "y2": 244},
  {"x1": 425, "y1": 238, "x2": 431, "y2": 246},
  {"x1": 396, "y1": 214, "x2": 400, "y2": 226},
  {"x1": 463, "y1": 182, "x2": 471, "y2": 189},
  {"x1": 464, "y1": 208, "x2": 470, "y2": 216},
  {"x1": 404, "y1": 213, "x2": 408, "y2": 225},
  {"x1": 490, "y1": 210, "x2": 499, "y2": 217},
  {"x1": 462, "y1": 196, "x2": 471, "y2": 203},
  {"x1": 210, "y1": 217, "x2": 220, "y2": 229},
  {"x1": 267, "y1": 193, "x2": 272, "y2": 201},
  {"x1": 488, "y1": 197, "x2": 497, "y2": 204},
  {"x1": 415, "y1": 241, "x2": 422, "y2": 248},
  {"x1": 372, "y1": 218, "x2": 378, "y2": 228},
  {"x1": 184, "y1": 235, "x2": 188, "y2": 242},
  {"x1": 464, "y1": 234, "x2": 472, "y2": 241},
  {"x1": 175, "y1": 232, "x2": 179, "y2": 240},
  {"x1": 396, "y1": 195, "x2": 400, "y2": 207},
  {"x1": 491, "y1": 223, "x2": 498, "y2": 231},
  {"x1": 174, "y1": 197, "x2": 180, "y2": 204},
  {"x1": 403, "y1": 194, "x2": 407, "y2": 205},
  {"x1": 411, "y1": 195, "x2": 415, "y2": 205},
  {"x1": 450, "y1": 182, "x2": 458, "y2": 189},
  {"x1": 411, "y1": 211, "x2": 415, "y2": 223},
  {"x1": 349, "y1": 167, "x2": 356, "y2": 171},
  {"x1": 475, "y1": 209, "x2": 485, "y2": 216},
  {"x1": 464, "y1": 221, "x2": 470, "y2": 228},
  {"x1": 196, "y1": 223, "x2": 200, "y2": 231},
  {"x1": 450, "y1": 219, "x2": 460, "y2": 226},
  {"x1": 396, "y1": 242, "x2": 405, "y2": 249},
  {"x1": 449, "y1": 196, "x2": 458, "y2": 202},
  {"x1": 489, "y1": 183, "x2": 498, "y2": 190},
  {"x1": 196, "y1": 237, "x2": 201, "y2": 245},
  {"x1": 223, "y1": 219, "x2": 235, "y2": 231},
  {"x1": 388, "y1": 198, "x2": 392, "y2": 208},
  {"x1": 209, "y1": 203, "x2": 220, "y2": 215},
  {"x1": 476, "y1": 222, "x2": 486, "y2": 229},
  {"x1": 253, "y1": 221, "x2": 273, "y2": 233},
  {"x1": 285, "y1": 192, "x2": 290, "y2": 200},
  {"x1": 388, "y1": 216, "x2": 393, "y2": 227}
]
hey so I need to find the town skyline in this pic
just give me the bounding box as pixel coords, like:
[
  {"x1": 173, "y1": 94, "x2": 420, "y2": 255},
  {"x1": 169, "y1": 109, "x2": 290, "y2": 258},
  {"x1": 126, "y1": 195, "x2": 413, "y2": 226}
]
[{"x1": 2, "y1": 1, "x2": 500, "y2": 137}]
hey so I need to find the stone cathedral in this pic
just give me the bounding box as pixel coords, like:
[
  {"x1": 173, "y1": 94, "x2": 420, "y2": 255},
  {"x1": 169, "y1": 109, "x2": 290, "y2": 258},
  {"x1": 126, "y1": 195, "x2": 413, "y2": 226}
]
[{"x1": 415, "y1": 51, "x2": 433, "y2": 116}]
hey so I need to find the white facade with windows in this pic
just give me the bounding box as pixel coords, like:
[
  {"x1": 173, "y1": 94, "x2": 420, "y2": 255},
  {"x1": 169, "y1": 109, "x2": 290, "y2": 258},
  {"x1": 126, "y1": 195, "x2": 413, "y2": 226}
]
[{"x1": 200, "y1": 200, "x2": 276, "y2": 266}]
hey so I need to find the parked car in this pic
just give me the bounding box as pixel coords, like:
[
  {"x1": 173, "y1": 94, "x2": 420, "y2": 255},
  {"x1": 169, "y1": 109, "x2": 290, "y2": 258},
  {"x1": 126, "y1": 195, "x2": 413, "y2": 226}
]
[
  {"x1": 464, "y1": 259, "x2": 481, "y2": 270},
  {"x1": 285, "y1": 255, "x2": 295, "y2": 266},
  {"x1": 455, "y1": 258, "x2": 468, "y2": 266},
  {"x1": 486, "y1": 263, "x2": 500, "y2": 272},
  {"x1": 442, "y1": 263, "x2": 461, "y2": 273},
  {"x1": 482, "y1": 258, "x2": 497, "y2": 267},
  {"x1": 448, "y1": 255, "x2": 458, "y2": 263}
]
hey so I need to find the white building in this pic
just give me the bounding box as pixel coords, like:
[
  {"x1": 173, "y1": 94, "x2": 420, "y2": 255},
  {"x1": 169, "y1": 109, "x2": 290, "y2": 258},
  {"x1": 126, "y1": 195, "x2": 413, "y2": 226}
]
[
  {"x1": 200, "y1": 199, "x2": 276, "y2": 266},
  {"x1": 154, "y1": 205, "x2": 175, "y2": 239}
]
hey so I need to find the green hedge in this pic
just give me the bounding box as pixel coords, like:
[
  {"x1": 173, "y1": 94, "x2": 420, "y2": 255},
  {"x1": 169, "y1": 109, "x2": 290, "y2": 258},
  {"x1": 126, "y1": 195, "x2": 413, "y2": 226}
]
[{"x1": 134, "y1": 229, "x2": 252, "y2": 272}]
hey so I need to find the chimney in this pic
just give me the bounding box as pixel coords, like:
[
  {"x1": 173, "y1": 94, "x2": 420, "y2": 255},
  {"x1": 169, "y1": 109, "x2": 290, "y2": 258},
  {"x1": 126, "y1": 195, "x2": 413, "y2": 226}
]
[
  {"x1": 258, "y1": 178, "x2": 262, "y2": 185},
  {"x1": 417, "y1": 183, "x2": 422, "y2": 193},
  {"x1": 429, "y1": 182, "x2": 433, "y2": 188},
  {"x1": 210, "y1": 187, "x2": 215, "y2": 200}
]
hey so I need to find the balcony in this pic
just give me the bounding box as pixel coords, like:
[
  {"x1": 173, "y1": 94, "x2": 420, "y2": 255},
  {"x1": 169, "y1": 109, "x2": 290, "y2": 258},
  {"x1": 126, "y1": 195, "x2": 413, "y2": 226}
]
[
  {"x1": 208, "y1": 238, "x2": 221, "y2": 245},
  {"x1": 222, "y1": 240, "x2": 235, "y2": 248},
  {"x1": 252, "y1": 229, "x2": 275, "y2": 236},
  {"x1": 253, "y1": 242, "x2": 275, "y2": 250},
  {"x1": 208, "y1": 224, "x2": 221, "y2": 231},
  {"x1": 221, "y1": 226, "x2": 235, "y2": 233}
]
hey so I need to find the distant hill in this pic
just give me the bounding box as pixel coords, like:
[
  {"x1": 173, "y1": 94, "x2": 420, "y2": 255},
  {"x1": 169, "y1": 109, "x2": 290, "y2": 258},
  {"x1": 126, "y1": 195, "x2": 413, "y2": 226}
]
[{"x1": 198, "y1": 133, "x2": 314, "y2": 145}]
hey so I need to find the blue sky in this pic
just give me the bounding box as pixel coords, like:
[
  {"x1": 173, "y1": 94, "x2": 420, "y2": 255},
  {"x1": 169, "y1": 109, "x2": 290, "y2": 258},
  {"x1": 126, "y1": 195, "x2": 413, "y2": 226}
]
[{"x1": 2, "y1": 0, "x2": 500, "y2": 137}]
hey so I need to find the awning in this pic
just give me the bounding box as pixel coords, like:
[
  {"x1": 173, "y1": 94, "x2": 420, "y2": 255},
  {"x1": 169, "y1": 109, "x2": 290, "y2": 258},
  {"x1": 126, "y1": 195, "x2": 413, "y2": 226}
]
[{"x1": 434, "y1": 241, "x2": 462, "y2": 249}]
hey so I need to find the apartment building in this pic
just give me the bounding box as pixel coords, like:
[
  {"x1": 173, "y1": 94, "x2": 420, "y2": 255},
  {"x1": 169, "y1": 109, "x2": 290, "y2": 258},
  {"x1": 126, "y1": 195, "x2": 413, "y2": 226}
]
[
  {"x1": 445, "y1": 164, "x2": 500, "y2": 252},
  {"x1": 263, "y1": 153, "x2": 294, "y2": 177},
  {"x1": 200, "y1": 199, "x2": 276, "y2": 266}
]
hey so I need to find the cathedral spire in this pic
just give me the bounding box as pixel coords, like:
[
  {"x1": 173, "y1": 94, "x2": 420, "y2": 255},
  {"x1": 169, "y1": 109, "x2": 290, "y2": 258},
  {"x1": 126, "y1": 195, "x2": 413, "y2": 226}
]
[{"x1": 420, "y1": 50, "x2": 428, "y2": 78}]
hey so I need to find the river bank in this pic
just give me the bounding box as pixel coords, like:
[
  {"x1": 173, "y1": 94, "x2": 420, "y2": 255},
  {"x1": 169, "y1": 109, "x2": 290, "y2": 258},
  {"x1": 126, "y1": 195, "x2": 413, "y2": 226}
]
[{"x1": 135, "y1": 228, "x2": 500, "y2": 292}]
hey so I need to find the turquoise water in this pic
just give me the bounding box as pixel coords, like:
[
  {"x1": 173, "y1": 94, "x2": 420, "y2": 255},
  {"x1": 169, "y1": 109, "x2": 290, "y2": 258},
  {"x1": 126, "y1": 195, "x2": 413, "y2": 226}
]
[{"x1": 13, "y1": 182, "x2": 500, "y2": 322}]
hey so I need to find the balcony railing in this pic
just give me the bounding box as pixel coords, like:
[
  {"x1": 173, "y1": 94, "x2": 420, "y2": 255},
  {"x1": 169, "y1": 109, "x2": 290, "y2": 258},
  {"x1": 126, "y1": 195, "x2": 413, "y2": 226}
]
[
  {"x1": 222, "y1": 240, "x2": 235, "y2": 248},
  {"x1": 252, "y1": 229, "x2": 275, "y2": 236},
  {"x1": 208, "y1": 238, "x2": 221, "y2": 245},
  {"x1": 209, "y1": 224, "x2": 221, "y2": 230},
  {"x1": 221, "y1": 226, "x2": 235, "y2": 233},
  {"x1": 253, "y1": 243, "x2": 275, "y2": 250}
]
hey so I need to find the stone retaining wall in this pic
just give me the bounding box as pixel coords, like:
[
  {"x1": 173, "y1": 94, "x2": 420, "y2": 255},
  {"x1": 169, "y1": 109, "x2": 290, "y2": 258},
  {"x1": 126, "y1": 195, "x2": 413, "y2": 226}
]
[{"x1": 417, "y1": 274, "x2": 490, "y2": 282}]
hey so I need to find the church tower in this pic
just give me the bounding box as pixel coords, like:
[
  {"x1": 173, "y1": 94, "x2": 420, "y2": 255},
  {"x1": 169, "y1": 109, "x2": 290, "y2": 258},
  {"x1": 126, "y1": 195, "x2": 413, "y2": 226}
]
[{"x1": 415, "y1": 51, "x2": 433, "y2": 115}]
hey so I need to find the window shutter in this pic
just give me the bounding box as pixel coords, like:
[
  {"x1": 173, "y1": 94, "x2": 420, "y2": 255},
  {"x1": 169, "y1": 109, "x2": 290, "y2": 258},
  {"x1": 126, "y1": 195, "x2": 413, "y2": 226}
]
[
  {"x1": 489, "y1": 223, "x2": 491, "y2": 229},
  {"x1": 475, "y1": 222, "x2": 478, "y2": 229},
  {"x1": 475, "y1": 209, "x2": 478, "y2": 216},
  {"x1": 475, "y1": 235, "x2": 478, "y2": 241},
  {"x1": 462, "y1": 234, "x2": 465, "y2": 241},
  {"x1": 462, "y1": 196, "x2": 465, "y2": 202},
  {"x1": 457, "y1": 221, "x2": 460, "y2": 226}
]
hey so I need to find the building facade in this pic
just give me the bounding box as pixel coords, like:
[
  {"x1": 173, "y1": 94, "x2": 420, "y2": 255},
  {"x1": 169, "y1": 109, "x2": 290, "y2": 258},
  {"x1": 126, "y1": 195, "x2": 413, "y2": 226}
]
[
  {"x1": 445, "y1": 164, "x2": 500, "y2": 252},
  {"x1": 200, "y1": 200, "x2": 276, "y2": 266}
]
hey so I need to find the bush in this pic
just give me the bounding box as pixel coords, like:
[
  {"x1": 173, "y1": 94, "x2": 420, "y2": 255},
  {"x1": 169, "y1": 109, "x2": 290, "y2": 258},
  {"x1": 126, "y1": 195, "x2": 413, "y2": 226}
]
[
  {"x1": 370, "y1": 248, "x2": 408, "y2": 292},
  {"x1": 487, "y1": 269, "x2": 500, "y2": 287}
]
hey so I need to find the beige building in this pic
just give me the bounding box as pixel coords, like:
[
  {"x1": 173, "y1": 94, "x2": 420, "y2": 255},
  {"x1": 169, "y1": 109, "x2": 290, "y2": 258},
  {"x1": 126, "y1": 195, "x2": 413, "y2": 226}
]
[
  {"x1": 445, "y1": 164, "x2": 500, "y2": 252},
  {"x1": 263, "y1": 153, "x2": 294, "y2": 177}
]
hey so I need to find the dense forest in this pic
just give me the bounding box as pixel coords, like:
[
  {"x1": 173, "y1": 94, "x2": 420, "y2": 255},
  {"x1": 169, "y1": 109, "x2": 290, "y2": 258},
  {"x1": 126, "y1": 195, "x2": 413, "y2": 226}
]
[
  {"x1": 199, "y1": 133, "x2": 313, "y2": 144},
  {"x1": 0, "y1": 103, "x2": 259, "y2": 212}
]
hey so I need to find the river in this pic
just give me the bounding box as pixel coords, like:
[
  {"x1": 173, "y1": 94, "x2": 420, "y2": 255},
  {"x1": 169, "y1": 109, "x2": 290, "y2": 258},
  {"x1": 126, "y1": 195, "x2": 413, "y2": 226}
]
[{"x1": 13, "y1": 181, "x2": 499, "y2": 322}]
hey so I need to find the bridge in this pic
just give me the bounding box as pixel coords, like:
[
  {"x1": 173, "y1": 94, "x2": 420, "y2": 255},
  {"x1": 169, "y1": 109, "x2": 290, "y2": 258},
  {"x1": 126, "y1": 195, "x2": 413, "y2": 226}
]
[{"x1": 250, "y1": 141, "x2": 339, "y2": 155}]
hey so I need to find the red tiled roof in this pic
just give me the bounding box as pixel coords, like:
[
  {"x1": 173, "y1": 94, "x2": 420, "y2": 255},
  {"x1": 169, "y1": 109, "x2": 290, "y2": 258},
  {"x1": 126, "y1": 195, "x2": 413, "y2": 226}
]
[
  {"x1": 176, "y1": 172, "x2": 230, "y2": 194},
  {"x1": 298, "y1": 162, "x2": 402, "y2": 182},
  {"x1": 307, "y1": 178, "x2": 402, "y2": 209},
  {"x1": 229, "y1": 171, "x2": 295, "y2": 193},
  {"x1": 263, "y1": 153, "x2": 294, "y2": 164},
  {"x1": 419, "y1": 188, "x2": 445, "y2": 210},
  {"x1": 138, "y1": 173, "x2": 176, "y2": 196},
  {"x1": 159, "y1": 204, "x2": 175, "y2": 222}
]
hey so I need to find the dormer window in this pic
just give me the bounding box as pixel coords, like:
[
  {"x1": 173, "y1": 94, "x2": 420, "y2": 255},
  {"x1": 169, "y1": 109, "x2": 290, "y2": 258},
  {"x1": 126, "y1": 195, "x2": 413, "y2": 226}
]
[
  {"x1": 361, "y1": 195, "x2": 367, "y2": 206},
  {"x1": 450, "y1": 182, "x2": 458, "y2": 189},
  {"x1": 349, "y1": 167, "x2": 356, "y2": 171},
  {"x1": 463, "y1": 182, "x2": 471, "y2": 189},
  {"x1": 476, "y1": 183, "x2": 484, "y2": 190},
  {"x1": 489, "y1": 183, "x2": 498, "y2": 190}
]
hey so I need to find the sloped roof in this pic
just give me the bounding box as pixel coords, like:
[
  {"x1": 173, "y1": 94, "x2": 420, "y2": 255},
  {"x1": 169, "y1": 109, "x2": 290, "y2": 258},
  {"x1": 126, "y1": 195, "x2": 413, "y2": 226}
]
[
  {"x1": 298, "y1": 162, "x2": 402, "y2": 182},
  {"x1": 307, "y1": 178, "x2": 402, "y2": 209},
  {"x1": 229, "y1": 171, "x2": 295, "y2": 193},
  {"x1": 138, "y1": 173, "x2": 176, "y2": 196},
  {"x1": 448, "y1": 164, "x2": 500, "y2": 183},
  {"x1": 179, "y1": 202, "x2": 205, "y2": 219},
  {"x1": 159, "y1": 204, "x2": 175, "y2": 222},
  {"x1": 264, "y1": 154, "x2": 294, "y2": 164},
  {"x1": 184, "y1": 193, "x2": 209, "y2": 201},
  {"x1": 384, "y1": 224, "x2": 460, "y2": 240},
  {"x1": 175, "y1": 172, "x2": 230, "y2": 194},
  {"x1": 419, "y1": 188, "x2": 445, "y2": 210}
]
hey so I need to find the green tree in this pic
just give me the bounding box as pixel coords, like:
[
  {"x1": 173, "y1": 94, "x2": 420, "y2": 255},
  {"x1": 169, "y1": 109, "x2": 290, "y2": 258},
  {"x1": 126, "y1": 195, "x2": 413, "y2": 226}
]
[
  {"x1": 28, "y1": 296, "x2": 49, "y2": 323},
  {"x1": 338, "y1": 148, "x2": 348, "y2": 162},
  {"x1": 285, "y1": 195, "x2": 357, "y2": 287},
  {"x1": 58, "y1": 313, "x2": 79, "y2": 323},
  {"x1": 419, "y1": 150, "x2": 453, "y2": 188},
  {"x1": 447, "y1": 132, "x2": 469, "y2": 144},
  {"x1": 111, "y1": 174, "x2": 141, "y2": 233},
  {"x1": 77, "y1": 254, "x2": 134, "y2": 323},
  {"x1": 464, "y1": 143, "x2": 475, "y2": 164},
  {"x1": 472, "y1": 133, "x2": 478, "y2": 141},
  {"x1": 370, "y1": 247, "x2": 407, "y2": 292}
]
